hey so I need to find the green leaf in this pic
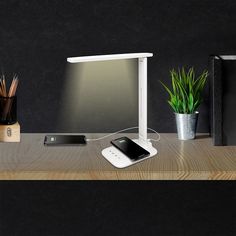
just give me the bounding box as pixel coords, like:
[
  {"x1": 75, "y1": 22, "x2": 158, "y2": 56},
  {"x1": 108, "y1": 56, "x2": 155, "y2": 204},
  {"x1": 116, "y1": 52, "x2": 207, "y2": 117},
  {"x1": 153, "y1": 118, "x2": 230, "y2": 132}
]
[
  {"x1": 168, "y1": 100, "x2": 177, "y2": 112},
  {"x1": 188, "y1": 93, "x2": 194, "y2": 113},
  {"x1": 171, "y1": 74, "x2": 177, "y2": 95},
  {"x1": 160, "y1": 68, "x2": 208, "y2": 114},
  {"x1": 159, "y1": 80, "x2": 174, "y2": 99}
]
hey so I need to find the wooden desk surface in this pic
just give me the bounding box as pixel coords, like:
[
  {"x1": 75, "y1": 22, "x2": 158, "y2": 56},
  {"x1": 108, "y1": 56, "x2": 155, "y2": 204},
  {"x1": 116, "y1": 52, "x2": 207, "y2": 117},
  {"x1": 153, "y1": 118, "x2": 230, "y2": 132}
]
[{"x1": 0, "y1": 133, "x2": 235, "y2": 180}]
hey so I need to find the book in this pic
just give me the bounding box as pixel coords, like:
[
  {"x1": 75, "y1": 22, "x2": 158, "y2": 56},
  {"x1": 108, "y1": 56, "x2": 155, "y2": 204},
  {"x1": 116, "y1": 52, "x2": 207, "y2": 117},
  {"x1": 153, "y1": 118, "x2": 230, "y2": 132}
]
[{"x1": 209, "y1": 55, "x2": 236, "y2": 145}]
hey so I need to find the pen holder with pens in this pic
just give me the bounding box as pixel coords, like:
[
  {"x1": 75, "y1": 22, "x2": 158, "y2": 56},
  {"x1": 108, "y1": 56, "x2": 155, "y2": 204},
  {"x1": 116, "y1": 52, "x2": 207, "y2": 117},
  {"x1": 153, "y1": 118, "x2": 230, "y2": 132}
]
[
  {"x1": 0, "y1": 74, "x2": 20, "y2": 142},
  {"x1": 0, "y1": 96, "x2": 17, "y2": 125},
  {"x1": 0, "y1": 96, "x2": 20, "y2": 142}
]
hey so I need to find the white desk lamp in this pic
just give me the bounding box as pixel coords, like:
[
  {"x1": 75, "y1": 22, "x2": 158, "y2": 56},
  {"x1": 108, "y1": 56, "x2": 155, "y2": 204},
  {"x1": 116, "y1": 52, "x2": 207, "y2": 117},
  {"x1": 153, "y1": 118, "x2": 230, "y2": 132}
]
[{"x1": 67, "y1": 53, "x2": 158, "y2": 168}]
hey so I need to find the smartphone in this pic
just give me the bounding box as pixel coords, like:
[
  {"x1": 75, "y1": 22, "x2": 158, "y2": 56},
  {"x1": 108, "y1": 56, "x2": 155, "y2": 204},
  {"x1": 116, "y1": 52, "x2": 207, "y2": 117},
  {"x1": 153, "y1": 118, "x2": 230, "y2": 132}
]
[
  {"x1": 111, "y1": 136, "x2": 150, "y2": 161},
  {"x1": 44, "y1": 135, "x2": 86, "y2": 146}
]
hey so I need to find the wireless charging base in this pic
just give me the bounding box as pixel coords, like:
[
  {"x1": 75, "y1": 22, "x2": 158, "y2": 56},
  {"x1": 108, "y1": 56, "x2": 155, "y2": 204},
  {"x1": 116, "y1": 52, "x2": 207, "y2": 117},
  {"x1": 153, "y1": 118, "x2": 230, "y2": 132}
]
[{"x1": 102, "y1": 139, "x2": 158, "y2": 168}]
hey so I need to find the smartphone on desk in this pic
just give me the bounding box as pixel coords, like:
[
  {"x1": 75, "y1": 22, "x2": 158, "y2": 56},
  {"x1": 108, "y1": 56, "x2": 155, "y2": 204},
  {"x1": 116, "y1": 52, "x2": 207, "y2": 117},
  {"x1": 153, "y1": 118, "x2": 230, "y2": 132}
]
[
  {"x1": 111, "y1": 137, "x2": 150, "y2": 161},
  {"x1": 44, "y1": 135, "x2": 86, "y2": 146}
]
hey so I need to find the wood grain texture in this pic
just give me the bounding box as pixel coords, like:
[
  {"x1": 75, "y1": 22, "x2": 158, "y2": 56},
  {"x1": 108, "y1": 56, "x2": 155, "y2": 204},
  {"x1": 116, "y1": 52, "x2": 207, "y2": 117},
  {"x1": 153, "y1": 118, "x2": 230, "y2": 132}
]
[{"x1": 0, "y1": 133, "x2": 235, "y2": 180}]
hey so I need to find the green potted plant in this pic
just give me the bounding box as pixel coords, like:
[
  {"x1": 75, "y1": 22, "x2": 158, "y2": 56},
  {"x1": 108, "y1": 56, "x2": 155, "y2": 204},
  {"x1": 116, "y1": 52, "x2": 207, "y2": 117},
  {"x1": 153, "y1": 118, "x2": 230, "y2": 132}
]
[{"x1": 160, "y1": 67, "x2": 208, "y2": 140}]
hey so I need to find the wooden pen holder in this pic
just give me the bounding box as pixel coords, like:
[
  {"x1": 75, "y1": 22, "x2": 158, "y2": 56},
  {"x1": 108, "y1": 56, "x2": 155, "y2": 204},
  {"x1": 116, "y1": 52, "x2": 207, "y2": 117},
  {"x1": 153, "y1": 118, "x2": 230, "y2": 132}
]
[{"x1": 0, "y1": 122, "x2": 20, "y2": 142}]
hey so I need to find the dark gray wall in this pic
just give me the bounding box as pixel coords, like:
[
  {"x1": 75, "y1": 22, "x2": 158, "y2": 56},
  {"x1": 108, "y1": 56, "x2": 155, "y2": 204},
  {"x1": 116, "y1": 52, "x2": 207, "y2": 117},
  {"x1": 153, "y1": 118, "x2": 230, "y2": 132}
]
[{"x1": 1, "y1": 0, "x2": 236, "y2": 132}]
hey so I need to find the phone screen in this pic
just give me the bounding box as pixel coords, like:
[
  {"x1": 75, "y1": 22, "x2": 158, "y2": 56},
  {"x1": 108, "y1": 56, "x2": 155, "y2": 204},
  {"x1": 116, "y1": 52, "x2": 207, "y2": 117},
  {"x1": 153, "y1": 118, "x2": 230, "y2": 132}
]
[
  {"x1": 44, "y1": 135, "x2": 86, "y2": 146},
  {"x1": 111, "y1": 137, "x2": 150, "y2": 161}
]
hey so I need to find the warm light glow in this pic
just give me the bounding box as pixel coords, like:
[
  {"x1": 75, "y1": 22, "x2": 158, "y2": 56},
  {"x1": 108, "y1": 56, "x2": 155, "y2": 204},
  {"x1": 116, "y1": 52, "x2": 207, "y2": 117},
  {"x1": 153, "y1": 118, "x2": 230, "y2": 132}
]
[{"x1": 57, "y1": 59, "x2": 138, "y2": 132}]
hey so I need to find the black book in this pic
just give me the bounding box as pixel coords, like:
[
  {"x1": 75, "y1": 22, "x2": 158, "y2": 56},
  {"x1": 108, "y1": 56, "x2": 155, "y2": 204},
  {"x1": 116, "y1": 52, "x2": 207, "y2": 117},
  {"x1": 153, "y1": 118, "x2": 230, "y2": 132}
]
[{"x1": 209, "y1": 55, "x2": 236, "y2": 145}]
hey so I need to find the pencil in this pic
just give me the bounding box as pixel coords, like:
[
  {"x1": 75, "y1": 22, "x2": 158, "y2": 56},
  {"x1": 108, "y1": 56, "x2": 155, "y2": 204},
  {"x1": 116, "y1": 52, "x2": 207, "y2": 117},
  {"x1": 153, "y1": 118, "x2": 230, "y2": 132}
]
[
  {"x1": 1, "y1": 74, "x2": 19, "y2": 120},
  {"x1": 8, "y1": 76, "x2": 18, "y2": 97},
  {"x1": 0, "y1": 79, "x2": 3, "y2": 96},
  {"x1": 11, "y1": 79, "x2": 18, "y2": 97},
  {"x1": 0, "y1": 78, "x2": 4, "y2": 96},
  {"x1": 2, "y1": 75, "x2": 7, "y2": 97}
]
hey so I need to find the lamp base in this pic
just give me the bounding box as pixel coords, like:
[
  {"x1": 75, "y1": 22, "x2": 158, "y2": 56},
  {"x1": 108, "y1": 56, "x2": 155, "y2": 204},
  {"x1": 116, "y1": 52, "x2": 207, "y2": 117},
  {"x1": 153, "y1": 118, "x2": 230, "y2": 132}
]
[{"x1": 102, "y1": 139, "x2": 158, "y2": 168}]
